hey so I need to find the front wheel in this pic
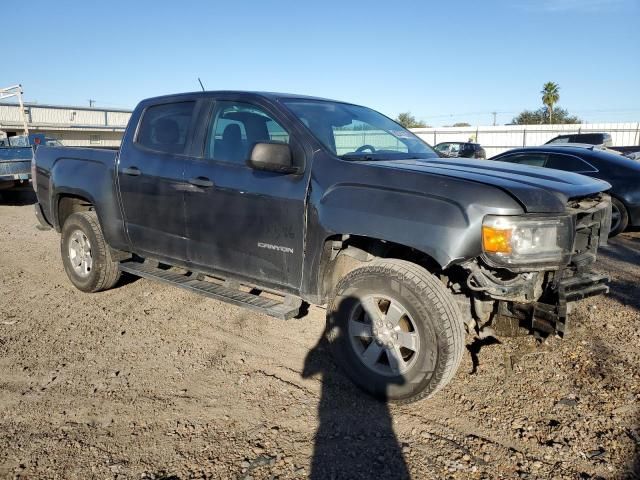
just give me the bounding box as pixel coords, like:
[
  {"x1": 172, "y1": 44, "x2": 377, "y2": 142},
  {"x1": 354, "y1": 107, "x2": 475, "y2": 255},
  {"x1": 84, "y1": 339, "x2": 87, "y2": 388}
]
[
  {"x1": 326, "y1": 259, "x2": 465, "y2": 404},
  {"x1": 609, "y1": 197, "x2": 629, "y2": 237},
  {"x1": 60, "y1": 211, "x2": 121, "y2": 292}
]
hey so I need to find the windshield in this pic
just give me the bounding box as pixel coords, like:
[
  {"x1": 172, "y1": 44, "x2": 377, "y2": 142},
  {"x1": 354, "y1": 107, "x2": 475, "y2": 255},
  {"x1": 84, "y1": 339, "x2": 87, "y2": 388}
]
[
  {"x1": 283, "y1": 99, "x2": 437, "y2": 160},
  {"x1": 8, "y1": 136, "x2": 29, "y2": 147}
]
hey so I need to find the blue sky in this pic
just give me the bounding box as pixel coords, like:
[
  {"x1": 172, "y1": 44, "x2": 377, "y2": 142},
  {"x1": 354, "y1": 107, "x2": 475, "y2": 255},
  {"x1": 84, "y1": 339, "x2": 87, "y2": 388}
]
[{"x1": 4, "y1": 0, "x2": 639, "y2": 125}]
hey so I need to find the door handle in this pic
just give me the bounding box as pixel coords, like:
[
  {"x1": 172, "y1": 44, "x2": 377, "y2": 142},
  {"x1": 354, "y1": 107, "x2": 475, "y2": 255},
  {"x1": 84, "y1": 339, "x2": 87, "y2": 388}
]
[
  {"x1": 188, "y1": 176, "x2": 214, "y2": 188},
  {"x1": 122, "y1": 166, "x2": 141, "y2": 176}
]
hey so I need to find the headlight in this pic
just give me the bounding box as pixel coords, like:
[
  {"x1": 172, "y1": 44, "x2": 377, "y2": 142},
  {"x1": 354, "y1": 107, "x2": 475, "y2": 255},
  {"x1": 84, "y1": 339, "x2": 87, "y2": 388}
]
[{"x1": 482, "y1": 215, "x2": 573, "y2": 267}]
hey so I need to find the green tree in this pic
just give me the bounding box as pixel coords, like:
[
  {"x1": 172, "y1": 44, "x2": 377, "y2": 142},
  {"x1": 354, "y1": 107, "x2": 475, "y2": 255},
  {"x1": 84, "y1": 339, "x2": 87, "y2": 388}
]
[
  {"x1": 511, "y1": 107, "x2": 581, "y2": 125},
  {"x1": 541, "y1": 82, "x2": 560, "y2": 123},
  {"x1": 445, "y1": 122, "x2": 471, "y2": 127},
  {"x1": 395, "y1": 112, "x2": 427, "y2": 128}
]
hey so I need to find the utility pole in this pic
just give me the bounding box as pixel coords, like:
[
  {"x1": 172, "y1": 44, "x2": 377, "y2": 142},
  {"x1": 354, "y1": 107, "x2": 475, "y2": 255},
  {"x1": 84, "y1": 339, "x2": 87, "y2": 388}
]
[
  {"x1": 491, "y1": 111, "x2": 497, "y2": 126},
  {"x1": 89, "y1": 99, "x2": 96, "y2": 108}
]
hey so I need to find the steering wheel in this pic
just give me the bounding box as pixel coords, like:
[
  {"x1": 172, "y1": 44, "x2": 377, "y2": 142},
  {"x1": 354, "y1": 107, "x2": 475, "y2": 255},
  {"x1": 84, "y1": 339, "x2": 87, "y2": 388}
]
[{"x1": 355, "y1": 144, "x2": 376, "y2": 153}]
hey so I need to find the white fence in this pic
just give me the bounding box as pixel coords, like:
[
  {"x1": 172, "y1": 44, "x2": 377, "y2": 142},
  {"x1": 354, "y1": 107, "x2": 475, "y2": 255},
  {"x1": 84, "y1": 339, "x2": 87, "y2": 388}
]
[
  {"x1": 410, "y1": 123, "x2": 640, "y2": 158},
  {"x1": 333, "y1": 130, "x2": 407, "y2": 155}
]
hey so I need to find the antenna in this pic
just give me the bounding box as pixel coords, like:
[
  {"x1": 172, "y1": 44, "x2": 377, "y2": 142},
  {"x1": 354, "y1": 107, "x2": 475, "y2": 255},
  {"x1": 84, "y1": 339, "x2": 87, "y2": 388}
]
[{"x1": 197, "y1": 78, "x2": 205, "y2": 92}]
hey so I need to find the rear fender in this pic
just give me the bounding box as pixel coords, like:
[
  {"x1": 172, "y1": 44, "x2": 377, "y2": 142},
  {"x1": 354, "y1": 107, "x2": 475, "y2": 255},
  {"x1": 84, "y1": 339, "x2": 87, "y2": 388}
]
[{"x1": 48, "y1": 154, "x2": 128, "y2": 251}]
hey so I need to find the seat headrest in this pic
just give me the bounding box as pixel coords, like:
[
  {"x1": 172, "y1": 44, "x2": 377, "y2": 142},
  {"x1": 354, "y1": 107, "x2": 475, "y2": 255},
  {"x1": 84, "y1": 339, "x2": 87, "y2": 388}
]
[
  {"x1": 155, "y1": 118, "x2": 180, "y2": 145},
  {"x1": 223, "y1": 123, "x2": 242, "y2": 143}
]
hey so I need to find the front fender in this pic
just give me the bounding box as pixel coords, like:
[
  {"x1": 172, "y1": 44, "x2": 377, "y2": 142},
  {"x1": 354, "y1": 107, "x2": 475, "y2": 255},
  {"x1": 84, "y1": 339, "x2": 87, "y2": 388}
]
[
  {"x1": 299, "y1": 156, "x2": 526, "y2": 302},
  {"x1": 316, "y1": 179, "x2": 523, "y2": 268}
]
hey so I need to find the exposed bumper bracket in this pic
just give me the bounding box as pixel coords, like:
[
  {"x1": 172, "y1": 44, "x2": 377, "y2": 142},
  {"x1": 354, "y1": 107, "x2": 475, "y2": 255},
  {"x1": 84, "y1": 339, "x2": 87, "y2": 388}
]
[{"x1": 532, "y1": 273, "x2": 609, "y2": 336}]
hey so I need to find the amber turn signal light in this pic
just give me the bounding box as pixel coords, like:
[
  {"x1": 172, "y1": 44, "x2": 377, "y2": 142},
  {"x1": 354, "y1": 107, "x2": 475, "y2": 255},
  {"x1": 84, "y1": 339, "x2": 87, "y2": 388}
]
[{"x1": 482, "y1": 226, "x2": 512, "y2": 254}]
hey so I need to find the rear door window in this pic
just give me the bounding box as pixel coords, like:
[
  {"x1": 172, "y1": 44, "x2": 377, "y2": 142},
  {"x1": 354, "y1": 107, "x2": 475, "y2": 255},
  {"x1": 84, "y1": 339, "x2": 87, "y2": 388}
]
[
  {"x1": 434, "y1": 143, "x2": 449, "y2": 153},
  {"x1": 136, "y1": 102, "x2": 196, "y2": 154},
  {"x1": 546, "y1": 154, "x2": 597, "y2": 173},
  {"x1": 449, "y1": 143, "x2": 461, "y2": 154},
  {"x1": 498, "y1": 153, "x2": 547, "y2": 167},
  {"x1": 569, "y1": 134, "x2": 602, "y2": 144}
]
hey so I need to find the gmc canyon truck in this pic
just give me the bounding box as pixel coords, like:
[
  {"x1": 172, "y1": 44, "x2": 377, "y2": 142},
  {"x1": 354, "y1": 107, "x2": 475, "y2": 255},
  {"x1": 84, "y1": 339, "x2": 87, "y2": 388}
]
[{"x1": 33, "y1": 91, "x2": 612, "y2": 403}]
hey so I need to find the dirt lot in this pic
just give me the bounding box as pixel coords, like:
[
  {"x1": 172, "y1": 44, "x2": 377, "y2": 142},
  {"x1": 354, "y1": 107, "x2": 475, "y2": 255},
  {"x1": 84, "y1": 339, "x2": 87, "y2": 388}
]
[{"x1": 1, "y1": 192, "x2": 639, "y2": 480}]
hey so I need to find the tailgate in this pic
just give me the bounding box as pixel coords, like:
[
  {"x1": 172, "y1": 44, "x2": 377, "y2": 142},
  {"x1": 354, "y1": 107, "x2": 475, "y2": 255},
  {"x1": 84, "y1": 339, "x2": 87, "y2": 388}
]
[{"x1": 0, "y1": 147, "x2": 33, "y2": 179}]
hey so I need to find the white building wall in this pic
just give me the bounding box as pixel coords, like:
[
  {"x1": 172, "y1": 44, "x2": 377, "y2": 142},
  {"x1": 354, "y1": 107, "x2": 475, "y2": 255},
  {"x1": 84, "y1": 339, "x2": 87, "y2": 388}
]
[
  {"x1": 50, "y1": 130, "x2": 124, "y2": 147},
  {"x1": 0, "y1": 102, "x2": 131, "y2": 147},
  {"x1": 0, "y1": 104, "x2": 24, "y2": 123}
]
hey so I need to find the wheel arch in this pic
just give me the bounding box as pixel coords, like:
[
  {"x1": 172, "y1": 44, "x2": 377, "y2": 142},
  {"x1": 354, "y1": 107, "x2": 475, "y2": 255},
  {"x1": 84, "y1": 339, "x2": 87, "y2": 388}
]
[
  {"x1": 314, "y1": 234, "x2": 443, "y2": 304},
  {"x1": 55, "y1": 193, "x2": 97, "y2": 231}
]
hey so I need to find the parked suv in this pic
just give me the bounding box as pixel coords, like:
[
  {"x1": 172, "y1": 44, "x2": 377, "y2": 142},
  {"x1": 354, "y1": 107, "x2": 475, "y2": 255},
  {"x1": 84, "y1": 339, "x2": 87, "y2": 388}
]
[
  {"x1": 546, "y1": 133, "x2": 613, "y2": 147},
  {"x1": 434, "y1": 142, "x2": 486, "y2": 159},
  {"x1": 33, "y1": 91, "x2": 611, "y2": 403}
]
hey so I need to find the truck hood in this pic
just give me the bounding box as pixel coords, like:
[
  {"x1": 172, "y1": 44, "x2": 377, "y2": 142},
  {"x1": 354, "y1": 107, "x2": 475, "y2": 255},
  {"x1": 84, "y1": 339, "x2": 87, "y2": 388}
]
[{"x1": 369, "y1": 157, "x2": 611, "y2": 213}]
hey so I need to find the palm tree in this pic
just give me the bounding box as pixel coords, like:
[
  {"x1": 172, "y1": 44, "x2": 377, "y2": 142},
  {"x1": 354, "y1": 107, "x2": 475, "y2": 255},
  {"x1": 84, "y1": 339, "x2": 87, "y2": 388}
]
[{"x1": 541, "y1": 82, "x2": 560, "y2": 124}]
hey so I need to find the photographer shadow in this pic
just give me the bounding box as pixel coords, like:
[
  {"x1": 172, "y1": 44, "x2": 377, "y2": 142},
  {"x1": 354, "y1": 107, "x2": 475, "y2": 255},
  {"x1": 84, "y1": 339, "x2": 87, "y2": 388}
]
[{"x1": 302, "y1": 297, "x2": 410, "y2": 480}]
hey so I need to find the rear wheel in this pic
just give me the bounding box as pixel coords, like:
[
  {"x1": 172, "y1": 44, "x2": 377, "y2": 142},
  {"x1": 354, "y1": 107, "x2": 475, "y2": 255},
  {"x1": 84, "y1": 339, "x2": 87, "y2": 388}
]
[
  {"x1": 60, "y1": 211, "x2": 121, "y2": 292},
  {"x1": 326, "y1": 259, "x2": 465, "y2": 404},
  {"x1": 609, "y1": 197, "x2": 629, "y2": 237}
]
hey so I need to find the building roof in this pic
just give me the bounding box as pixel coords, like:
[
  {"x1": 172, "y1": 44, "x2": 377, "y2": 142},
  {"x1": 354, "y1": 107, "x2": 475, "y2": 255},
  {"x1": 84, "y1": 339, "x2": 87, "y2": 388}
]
[{"x1": 0, "y1": 101, "x2": 132, "y2": 113}]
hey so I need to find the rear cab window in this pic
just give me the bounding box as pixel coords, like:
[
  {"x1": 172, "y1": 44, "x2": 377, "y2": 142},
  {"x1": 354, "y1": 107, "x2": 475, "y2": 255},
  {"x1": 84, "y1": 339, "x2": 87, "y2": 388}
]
[{"x1": 135, "y1": 102, "x2": 196, "y2": 154}]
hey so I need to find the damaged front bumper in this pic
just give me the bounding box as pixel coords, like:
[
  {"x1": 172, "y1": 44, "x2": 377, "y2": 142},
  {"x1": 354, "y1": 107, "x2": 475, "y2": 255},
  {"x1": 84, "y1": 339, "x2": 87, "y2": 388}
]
[
  {"x1": 531, "y1": 272, "x2": 609, "y2": 336},
  {"x1": 465, "y1": 194, "x2": 612, "y2": 337}
]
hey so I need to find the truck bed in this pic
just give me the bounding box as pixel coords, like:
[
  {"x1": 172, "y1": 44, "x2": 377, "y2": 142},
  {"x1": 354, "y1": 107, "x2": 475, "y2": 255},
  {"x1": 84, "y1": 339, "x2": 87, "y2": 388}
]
[{"x1": 34, "y1": 145, "x2": 119, "y2": 229}]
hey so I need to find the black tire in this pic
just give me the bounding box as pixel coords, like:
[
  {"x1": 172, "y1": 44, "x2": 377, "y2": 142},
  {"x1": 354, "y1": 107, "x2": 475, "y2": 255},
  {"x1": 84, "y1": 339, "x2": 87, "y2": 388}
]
[
  {"x1": 609, "y1": 197, "x2": 629, "y2": 237},
  {"x1": 60, "y1": 211, "x2": 121, "y2": 292},
  {"x1": 326, "y1": 259, "x2": 465, "y2": 404}
]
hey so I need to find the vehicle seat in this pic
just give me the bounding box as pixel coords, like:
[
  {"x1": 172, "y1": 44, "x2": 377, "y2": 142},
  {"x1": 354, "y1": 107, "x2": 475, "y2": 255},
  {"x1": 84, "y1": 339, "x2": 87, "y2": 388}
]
[{"x1": 217, "y1": 123, "x2": 244, "y2": 162}]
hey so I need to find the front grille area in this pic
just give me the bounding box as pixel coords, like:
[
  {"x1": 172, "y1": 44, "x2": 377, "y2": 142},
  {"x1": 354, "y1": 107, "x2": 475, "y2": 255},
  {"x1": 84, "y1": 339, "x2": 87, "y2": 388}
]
[
  {"x1": 0, "y1": 160, "x2": 31, "y2": 177},
  {"x1": 566, "y1": 194, "x2": 612, "y2": 270}
]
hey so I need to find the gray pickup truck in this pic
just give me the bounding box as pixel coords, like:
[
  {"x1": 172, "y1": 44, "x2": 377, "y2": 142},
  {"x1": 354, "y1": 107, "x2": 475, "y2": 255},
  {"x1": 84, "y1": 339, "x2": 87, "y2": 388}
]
[{"x1": 33, "y1": 91, "x2": 612, "y2": 403}]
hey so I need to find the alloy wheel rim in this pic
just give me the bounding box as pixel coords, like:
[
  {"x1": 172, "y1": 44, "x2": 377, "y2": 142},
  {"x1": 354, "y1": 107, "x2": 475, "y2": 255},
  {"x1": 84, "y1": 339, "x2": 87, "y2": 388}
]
[
  {"x1": 68, "y1": 230, "x2": 93, "y2": 277},
  {"x1": 348, "y1": 295, "x2": 420, "y2": 377},
  {"x1": 611, "y1": 204, "x2": 621, "y2": 233}
]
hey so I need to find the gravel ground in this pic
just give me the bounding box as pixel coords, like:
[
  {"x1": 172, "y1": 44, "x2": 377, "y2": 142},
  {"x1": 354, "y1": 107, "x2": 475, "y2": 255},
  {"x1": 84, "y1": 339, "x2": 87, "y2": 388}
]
[{"x1": 1, "y1": 191, "x2": 639, "y2": 480}]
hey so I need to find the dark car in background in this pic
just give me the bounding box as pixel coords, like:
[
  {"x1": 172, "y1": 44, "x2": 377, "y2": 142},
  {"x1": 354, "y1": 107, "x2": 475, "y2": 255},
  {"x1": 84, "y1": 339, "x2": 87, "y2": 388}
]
[
  {"x1": 546, "y1": 133, "x2": 613, "y2": 147},
  {"x1": 491, "y1": 144, "x2": 640, "y2": 236},
  {"x1": 434, "y1": 142, "x2": 486, "y2": 159},
  {"x1": 545, "y1": 132, "x2": 640, "y2": 159}
]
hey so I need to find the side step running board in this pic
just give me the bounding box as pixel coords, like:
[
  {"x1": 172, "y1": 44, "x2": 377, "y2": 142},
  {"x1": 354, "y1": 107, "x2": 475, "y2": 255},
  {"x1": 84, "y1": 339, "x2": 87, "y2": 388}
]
[{"x1": 119, "y1": 260, "x2": 302, "y2": 320}]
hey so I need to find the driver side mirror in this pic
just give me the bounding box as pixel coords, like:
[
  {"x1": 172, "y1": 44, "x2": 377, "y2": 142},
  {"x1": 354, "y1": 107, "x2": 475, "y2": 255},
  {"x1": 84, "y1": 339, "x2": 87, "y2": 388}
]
[{"x1": 247, "y1": 142, "x2": 300, "y2": 174}]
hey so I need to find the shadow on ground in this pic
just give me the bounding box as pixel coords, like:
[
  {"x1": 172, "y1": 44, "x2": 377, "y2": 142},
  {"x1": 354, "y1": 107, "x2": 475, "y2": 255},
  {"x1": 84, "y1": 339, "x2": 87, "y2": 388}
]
[
  {"x1": 302, "y1": 296, "x2": 410, "y2": 480},
  {"x1": 0, "y1": 188, "x2": 36, "y2": 206}
]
